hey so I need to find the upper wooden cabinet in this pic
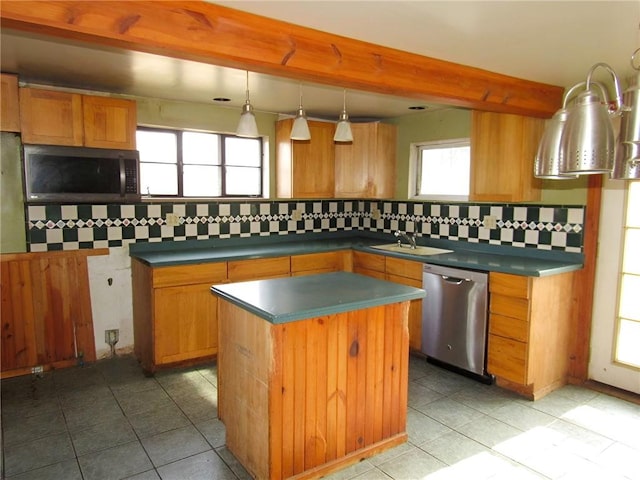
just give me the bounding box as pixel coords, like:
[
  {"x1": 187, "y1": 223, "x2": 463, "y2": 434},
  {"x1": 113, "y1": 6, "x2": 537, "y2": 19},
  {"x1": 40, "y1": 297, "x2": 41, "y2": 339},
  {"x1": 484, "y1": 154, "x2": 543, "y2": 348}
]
[
  {"x1": 19, "y1": 87, "x2": 137, "y2": 149},
  {"x1": 276, "y1": 118, "x2": 335, "y2": 198},
  {"x1": 82, "y1": 95, "x2": 137, "y2": 149},
  {"x1": 470, "y1": 111, "x2": 545, "y2": 202},
  {"x1": 335, "y1": 122, "x2": 397, "y2": 198},
  {"x1": 19, "y1": 88, "x2": 84, "y2": 145},
  {"x1": 1, "y1": 74, "x2": 21, "y2": 132}
]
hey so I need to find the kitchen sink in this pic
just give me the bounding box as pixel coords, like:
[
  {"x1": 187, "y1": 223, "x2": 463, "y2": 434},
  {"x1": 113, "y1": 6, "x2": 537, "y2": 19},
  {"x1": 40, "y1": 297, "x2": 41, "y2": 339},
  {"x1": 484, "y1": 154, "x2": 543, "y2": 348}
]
[{"x1": 371, "y1": 244, "x2": 453, "y2": 256}]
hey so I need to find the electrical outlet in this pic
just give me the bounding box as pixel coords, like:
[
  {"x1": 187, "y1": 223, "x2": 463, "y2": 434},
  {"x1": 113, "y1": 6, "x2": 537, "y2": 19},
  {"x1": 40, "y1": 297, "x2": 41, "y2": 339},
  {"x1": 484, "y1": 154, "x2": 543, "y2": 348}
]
[
  {"x1": 31, "y1": 365, "x2": 43, "y2": 375},
  {"x1": 371, "y1": 208, "x2": 381, "y2": 220},
  {"x1": 483, "y1": 215, "x2": 497, "y2": 229},
  {"x1": 105, "y1": 329, "x2": 119, "y2": 345},
  {"x1": 291, "y1": 209, "x2": 302, "y2": 221},
  {"x1": 165, "y1": 213, "x2": 180, "y2": 226}
]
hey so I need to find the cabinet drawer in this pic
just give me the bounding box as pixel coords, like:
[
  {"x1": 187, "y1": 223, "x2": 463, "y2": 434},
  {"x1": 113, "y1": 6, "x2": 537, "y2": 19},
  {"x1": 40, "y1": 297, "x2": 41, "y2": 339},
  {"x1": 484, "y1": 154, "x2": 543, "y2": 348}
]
[
  {"x1": 353, "y1": 266, "x2": 386, "y2": 280},
  {"x1": 228, "y1": 256, "x2": 290, "y2": 281},
  {"x1": 385, "y1": 257, "x2": 423, "y2": 281},
  {"x1": 290, "y1": 251, "x2": 345, "y2": 274},
  {"x1": 487, "y1": 334, "x2": 527, "y2": 384},
  {"x1": 352, "y1": 251, "x2": 385, "y2": 273},
  {"x1": 490, "y1": 294, "x2": 529, "y2": 321},
  {"x1": 489, "y1": 313, "x2": 529, "y2": 342},
  {"x1": 489, "y1": 272, "x2": 530, "y2": 299},
  {"x1": 152, "y1": 262, "x2": 227, "y2": 288}
]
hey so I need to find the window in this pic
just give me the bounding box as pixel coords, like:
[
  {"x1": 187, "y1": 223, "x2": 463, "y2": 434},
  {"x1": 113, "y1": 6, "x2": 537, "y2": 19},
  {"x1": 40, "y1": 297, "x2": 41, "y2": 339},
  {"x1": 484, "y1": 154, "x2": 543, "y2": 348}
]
[
  {"x1": 615, "y1": 181, "x2": 640, "y2": 368},
  {"x1": 409, "y1": 138, "x2": 470, "y2": 201},
  {"x1": 136, "y1": 128, "x2": 263, "y2": 198}
]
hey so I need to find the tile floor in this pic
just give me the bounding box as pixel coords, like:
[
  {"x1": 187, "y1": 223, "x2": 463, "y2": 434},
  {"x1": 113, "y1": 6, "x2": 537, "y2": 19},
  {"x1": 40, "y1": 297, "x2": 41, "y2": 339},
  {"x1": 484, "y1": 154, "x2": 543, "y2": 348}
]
[{"x1": 1, "y1": 354, "x2": 639, "y2": 480}]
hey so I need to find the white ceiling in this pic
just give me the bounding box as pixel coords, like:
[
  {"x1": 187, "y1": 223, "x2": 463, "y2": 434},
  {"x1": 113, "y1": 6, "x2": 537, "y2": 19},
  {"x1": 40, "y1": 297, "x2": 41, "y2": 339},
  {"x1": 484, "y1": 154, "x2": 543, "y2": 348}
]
[{"x1": 1, "y1": 1, "x2": 639, "y2": 120}]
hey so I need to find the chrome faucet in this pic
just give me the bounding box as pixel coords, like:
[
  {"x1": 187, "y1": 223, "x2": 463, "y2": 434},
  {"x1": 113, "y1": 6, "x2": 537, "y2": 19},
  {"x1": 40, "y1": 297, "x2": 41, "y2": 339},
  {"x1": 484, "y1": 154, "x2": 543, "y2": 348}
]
[{"x1": 394, "y1": 230, "x2": 417, "y2": 249}]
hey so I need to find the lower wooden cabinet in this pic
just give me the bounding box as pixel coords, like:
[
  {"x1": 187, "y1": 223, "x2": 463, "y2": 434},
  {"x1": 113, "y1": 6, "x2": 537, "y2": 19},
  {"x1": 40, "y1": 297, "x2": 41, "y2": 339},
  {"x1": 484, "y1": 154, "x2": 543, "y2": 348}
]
[
  {"x1": 153, "y1": 283, "x2": 219, "y2": 366},
  {"x1": 352, "y1": 251, "x2": 424, "y2": 351},
  {"x1": 290, "y1": 250, "x2": 351, "y2": 276},
  {"x1": 0, "y1": 250, "x2": 103, "y2": 377},
  {"x1": 131, "y1": 259, "x2": 227, "y2": 372},
  {"x1": 487, "y1": 271, "x2": 575, "y2": 399}
]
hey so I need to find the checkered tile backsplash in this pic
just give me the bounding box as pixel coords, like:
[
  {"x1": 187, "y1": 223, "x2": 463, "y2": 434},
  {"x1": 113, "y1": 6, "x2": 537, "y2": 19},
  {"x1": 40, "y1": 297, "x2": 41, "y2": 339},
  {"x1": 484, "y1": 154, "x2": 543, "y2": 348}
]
[{"x1": 26, "y1": 200, "x2": 584, "y2": 253}]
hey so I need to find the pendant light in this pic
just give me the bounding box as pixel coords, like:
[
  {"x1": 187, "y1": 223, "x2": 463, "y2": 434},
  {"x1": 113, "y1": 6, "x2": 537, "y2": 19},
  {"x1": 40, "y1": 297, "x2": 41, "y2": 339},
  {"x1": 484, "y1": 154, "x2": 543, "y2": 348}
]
[
  {"x1": 334, "y1": 89, "x2": 353, "y2": 142},
  {"x1": 612, "y1": 48, "x2": 640, "y2": 180},
  {"x1": 534, "y1": 83, "x2": 583, "y2": 179},
  {"x1": 290, "y1": 84, "x2": 311, "y2": 140},
  {"x1": 559, "y1": 63, "x2": 624, "y2": 175},
  {"x1": 236, "y1": 71, "x2": 259, "y2": 138}
]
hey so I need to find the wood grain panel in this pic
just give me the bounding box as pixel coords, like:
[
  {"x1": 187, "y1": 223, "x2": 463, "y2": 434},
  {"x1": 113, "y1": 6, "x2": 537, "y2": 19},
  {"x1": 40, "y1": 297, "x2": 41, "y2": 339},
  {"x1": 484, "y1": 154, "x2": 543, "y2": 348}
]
[
  {"x1": 290, "y1": 251, "x2": 348, "y2": 274},
  {"x1": 1, "y1": 260, "x2": 37, "y2": 370},
  {"x1": 218, "y1": 299, "x2": 410, "y2": 479},
  {"x1": 218, "y1": 300, "x2": 271, "y2": 480},
  {"x1": 153, "y1": 283, "x2": 218, "y2": 365},
  {"x1": 1, "y1": 73, "x2": 20, "y2": 132},
  {"x1": 0, "y1": 1, "x2": 563, "y2": 116},
  {"x1": 352, "y1": 251, "x2": 385, "y2": 273},
  {"x1": 1, "y1": 250, "x2": 99, "y2": 375},
  {"x1": 489, "y1": 272, "x2": 530, "y2": 298},
  {"x1": 82, "y1": 95, "x2": 137, "y2": 149},
  {"x1": 385, "y1": 257, "x2": 423, "y2": 281},
  {"x1": 386, "y1": 273, "x2": 423, "y2": 351},
  {"x1": 19, "y1": 88, "x2": 84, "y2": 145},
  {"x1": 227, "y1": 256, "x2": 290, "y2": 281},
  {"x1": 489, "y1": 313, "x2": 529, "y2": 343},
  {"x1": 487, "y1": 334, "x2": 527, "y2": 385},
  {"x1": 151, "y1": 261, "x2": 227, "y2": 288},
  {"x1": 490, "y1": 293, "x2": 530, "y2": 322},
  {"x1": 470, "y1": 111, "x2": 544, "y2": 202}
]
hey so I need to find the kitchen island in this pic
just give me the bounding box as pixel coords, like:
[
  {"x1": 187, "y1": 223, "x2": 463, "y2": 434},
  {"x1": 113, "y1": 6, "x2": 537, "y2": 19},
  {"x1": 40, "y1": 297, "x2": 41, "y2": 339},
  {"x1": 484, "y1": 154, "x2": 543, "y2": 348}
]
[{"x1": 210, "y1": 272, "x2": 425, "y2": 480}]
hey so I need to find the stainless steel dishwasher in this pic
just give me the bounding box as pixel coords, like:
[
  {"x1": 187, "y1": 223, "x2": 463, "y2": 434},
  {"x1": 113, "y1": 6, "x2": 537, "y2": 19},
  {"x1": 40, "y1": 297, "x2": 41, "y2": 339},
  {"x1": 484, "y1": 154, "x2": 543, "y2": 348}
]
[{"x1": 421, "y1": 263, "x2": 492, "y2": 382}]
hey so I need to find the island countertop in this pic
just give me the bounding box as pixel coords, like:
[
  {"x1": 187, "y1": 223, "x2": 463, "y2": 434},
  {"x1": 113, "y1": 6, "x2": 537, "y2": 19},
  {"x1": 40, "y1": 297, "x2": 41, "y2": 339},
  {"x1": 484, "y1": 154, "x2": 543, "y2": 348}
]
[{"x1": 210, "y1": 271, "x2": 426, "y2": 324}]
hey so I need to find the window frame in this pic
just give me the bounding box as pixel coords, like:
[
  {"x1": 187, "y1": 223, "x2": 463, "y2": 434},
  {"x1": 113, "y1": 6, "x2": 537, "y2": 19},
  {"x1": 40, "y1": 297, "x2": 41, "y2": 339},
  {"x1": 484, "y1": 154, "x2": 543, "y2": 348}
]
[
  {"x1": 408, "y1": 137, "x2": 471, "y2": 202},
  {"x1": 136, "y1": 126, "x2": 265, "y2": 199}
]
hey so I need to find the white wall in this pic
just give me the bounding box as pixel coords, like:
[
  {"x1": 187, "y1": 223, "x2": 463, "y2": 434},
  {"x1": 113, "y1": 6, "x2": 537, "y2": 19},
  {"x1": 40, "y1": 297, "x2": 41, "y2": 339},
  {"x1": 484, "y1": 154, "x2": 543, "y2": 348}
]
[{"x1": 87, "y1": 246, "x2": 135, "y2": 358}]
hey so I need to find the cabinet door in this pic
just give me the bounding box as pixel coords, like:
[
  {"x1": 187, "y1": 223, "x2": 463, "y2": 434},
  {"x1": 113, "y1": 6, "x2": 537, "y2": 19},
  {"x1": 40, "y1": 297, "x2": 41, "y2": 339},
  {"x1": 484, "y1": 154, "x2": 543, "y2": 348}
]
[
  {"x1": 352, "y1": 251, "x2": 386, "y2": 279},
  {"x1": 1, "y1": 74, "x2": 20, "y2": 132},
  {"x1": 154, "y1": 283, "x2": 218, "y2": 365},
  {"x1": 82, "y1": 96, "x2": 137, "y2": 149},
  {"x1": 335, "y1": 123, "x2": 371, "y2": 197},
  {"x1": 470, "y1": 111, "x2": 544, "y2": 202},
  {"x1": 276, "y1": 119, "x2": 335, "y2": 198},
  {"x1": 487, "y1": 334, "x2": 528, "y2": 384},
  {"x1": 368, "y1": 123, "x2": 396, "y2": 198},
  {"x1": 1, "y1": 259, "x2": 38, "y2": 371},
  {"x1": 20, "y1": 88, "x2": 84, "y2": 145},
  {"x1": 386, "y1": 273, "x2": 423, "y2": 351},
  {"x1": 335, "y1": 123, "x2": 396, "y2": 198}
]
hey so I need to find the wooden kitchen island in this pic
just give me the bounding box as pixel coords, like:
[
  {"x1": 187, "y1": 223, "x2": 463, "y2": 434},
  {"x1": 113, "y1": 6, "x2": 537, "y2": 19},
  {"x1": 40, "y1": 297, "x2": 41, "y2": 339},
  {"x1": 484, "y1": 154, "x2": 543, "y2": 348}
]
[{"x1": 211, "y1": 272, "x2": 425, "y2": 480}]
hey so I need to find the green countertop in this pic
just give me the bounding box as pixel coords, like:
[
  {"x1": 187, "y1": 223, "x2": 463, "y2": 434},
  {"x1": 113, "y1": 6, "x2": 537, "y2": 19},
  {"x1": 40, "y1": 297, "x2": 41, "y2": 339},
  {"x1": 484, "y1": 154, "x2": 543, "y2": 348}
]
[
  {"x1": 130, "y1": 235, "x2": 582, "y2": 277},
  {"x1": 210, "y1": 271, "x2": 426, "y2": 324}
]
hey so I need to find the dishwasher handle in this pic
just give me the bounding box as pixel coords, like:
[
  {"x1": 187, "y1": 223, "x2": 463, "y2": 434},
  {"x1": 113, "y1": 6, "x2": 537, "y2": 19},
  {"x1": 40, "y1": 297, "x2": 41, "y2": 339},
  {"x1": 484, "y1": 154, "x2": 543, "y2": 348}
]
[{"x1": 441, "y1": 275, "x2": 471, "y2": 284}]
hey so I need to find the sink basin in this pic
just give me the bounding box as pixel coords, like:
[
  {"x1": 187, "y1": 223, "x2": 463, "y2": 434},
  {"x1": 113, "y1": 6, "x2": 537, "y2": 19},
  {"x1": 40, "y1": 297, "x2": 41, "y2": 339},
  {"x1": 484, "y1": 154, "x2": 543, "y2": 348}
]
[{"x1": 370, "y1": 244, "x2": 453, "y2": 256}]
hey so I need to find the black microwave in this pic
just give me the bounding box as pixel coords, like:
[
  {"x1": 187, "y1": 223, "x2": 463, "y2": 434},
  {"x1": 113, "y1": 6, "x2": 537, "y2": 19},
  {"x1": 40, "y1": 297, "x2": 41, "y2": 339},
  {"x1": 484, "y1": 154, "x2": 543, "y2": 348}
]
[{"x1": 23, "y1": 144, "x2": 140, "y2": 203}]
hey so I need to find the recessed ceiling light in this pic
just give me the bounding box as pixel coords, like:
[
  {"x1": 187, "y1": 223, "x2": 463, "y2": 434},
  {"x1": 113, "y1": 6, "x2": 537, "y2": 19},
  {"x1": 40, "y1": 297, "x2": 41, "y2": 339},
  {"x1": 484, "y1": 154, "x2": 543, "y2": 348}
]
[
  {"x1": 213, "y1": 97, "x2": 231, "y2": 102},
  {"x1": 408, "y1": 105, "x2": 428, "y2": 110}
]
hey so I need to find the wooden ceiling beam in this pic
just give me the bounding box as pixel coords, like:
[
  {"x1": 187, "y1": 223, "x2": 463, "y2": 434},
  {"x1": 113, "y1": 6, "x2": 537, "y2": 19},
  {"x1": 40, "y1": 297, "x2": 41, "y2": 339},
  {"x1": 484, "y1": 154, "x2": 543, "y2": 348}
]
[{"x1": 0, "y1": 0, "x2": 563, "y2": 117}]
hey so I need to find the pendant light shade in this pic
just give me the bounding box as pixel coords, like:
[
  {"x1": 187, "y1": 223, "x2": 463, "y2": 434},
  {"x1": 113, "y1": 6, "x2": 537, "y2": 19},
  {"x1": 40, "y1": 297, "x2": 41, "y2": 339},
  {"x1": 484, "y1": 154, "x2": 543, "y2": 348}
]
[
  {"x1": 334, "y1": 89, "x2": 353, "y2": 142},
  {"x1": 612, "y1": 53, "x2": 640, "y2": 180},
  {"x1": 534, "y1": 62, "x2": 627, "y2": 179},
  {"x1": 290, "y1": 84, "x2": 311, "y2": 140},
  {"x1": 560, "y1": 89, "x2": 616, "y2": 175},
  {"x1": 236, "y1": 71, "x2": 259, "y2": 138},
  {"x1": 534, "y1": 83, "x2": 584, "y2": 179}
]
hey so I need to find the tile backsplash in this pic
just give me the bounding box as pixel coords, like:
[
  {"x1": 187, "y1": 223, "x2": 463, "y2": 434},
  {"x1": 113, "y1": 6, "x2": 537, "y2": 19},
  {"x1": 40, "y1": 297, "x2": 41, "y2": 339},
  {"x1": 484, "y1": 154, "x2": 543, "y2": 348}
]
[{"x1": 26, "y1": 200, "x2": 584, "y2": 254}]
